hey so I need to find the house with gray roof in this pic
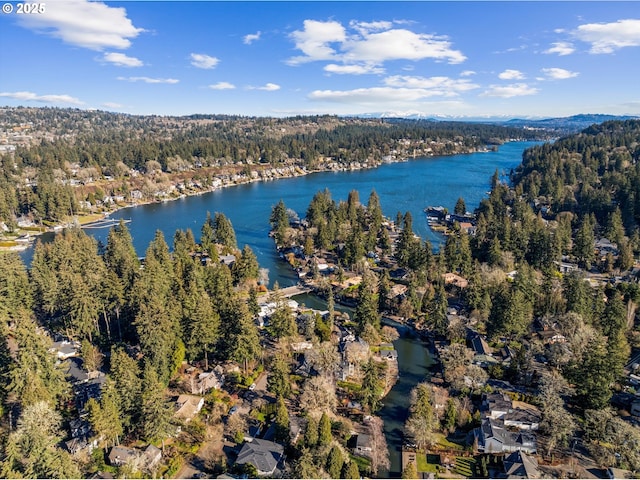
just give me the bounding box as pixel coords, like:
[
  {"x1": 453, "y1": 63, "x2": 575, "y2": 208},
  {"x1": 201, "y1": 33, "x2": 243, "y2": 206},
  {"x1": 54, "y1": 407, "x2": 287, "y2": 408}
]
[
  {"x1": 501, "y1": 451, "x2": 541, "y2": 478},
  {"x1": 475, "y1": 418, "x2": 537, "y2": 454},
  {"x1": 235, "y1": 438, "x2": 284, "y2": 476}
]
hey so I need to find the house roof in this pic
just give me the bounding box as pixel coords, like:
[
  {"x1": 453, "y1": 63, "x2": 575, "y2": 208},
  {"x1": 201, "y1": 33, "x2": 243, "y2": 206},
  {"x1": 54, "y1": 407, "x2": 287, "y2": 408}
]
[
  {"x1": 503, "y1": 451, "x2": 540, "y2": 478},
  {"x1": 356, "y1": 433, "x2": 372, "y2": 449},
  {"x1": 174, "y1": 394, "x2": 204, "y2": 422},
  {"x1": 235, "y1": 438, "x2": 284, "y2": 475},
  {"x1": 471, "y1": 335, "x2": 492, "y2": 356},
  {"x1": 108, "y1": 446, "x2": 138, "y2": 466},
  {"x1": 479, "y1": 418, "x2": 537, "y2": 453}
]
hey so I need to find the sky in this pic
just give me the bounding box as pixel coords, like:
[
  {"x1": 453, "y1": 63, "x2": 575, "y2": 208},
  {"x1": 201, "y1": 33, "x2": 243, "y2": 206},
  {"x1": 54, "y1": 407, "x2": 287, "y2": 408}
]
[{"x1": 1, "y1": 1, "x2": 639, "y2": 119}]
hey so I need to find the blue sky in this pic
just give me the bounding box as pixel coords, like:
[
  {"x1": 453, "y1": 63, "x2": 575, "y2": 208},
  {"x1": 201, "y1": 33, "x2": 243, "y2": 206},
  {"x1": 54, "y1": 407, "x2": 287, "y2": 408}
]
[{"x1": 1, "y1": 1, "x2": 639, "y2": 118}]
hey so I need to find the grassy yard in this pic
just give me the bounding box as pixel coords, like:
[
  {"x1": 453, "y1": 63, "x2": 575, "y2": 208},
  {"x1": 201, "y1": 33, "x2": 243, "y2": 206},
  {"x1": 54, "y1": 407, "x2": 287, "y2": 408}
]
[
  {"x1": 434, "y1": 433, "x2": 464, "y2": 450},
  {"x1": 416, "y1": 454, "x2": 438, "y2": 473}
]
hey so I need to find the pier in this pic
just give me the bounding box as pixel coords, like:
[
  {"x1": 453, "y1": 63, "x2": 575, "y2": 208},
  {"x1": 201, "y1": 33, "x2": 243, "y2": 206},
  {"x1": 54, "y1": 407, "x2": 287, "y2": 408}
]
[{"x1": 279, "y1": 285, "x2": 313, "y2": 298}]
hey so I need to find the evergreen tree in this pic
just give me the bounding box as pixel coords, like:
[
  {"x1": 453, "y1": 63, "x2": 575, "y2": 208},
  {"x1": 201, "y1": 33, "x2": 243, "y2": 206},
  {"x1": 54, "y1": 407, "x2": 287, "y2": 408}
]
[
  {"x1": 109, "y1": 346, "x2": 141, "y2": 430},
  {"x1": 268, "y1": 353, "x2": 292, "y2": 398},
  {"x1": 402, "y1": 461, "x2": 418, "y2": 479},
  {"x1": 454, "y1": 197, "x2": 467, "y2": 215},
  {"x1": 354, "y1": 271, "x2": 380, "y2": 335},
  {"x1": 140, "y1": 365, "x2": 174, "y2": 449},
  {"x1": 326, "y1": 445, "x2": 344, "y2": 479},
  {"x1": 303, "y1": 415, "x2": 318, "y2": 447},
  {"x1": 274, "y1": 396, "x2": 290, "y2": 444},
  {"x1": 318, "y1": 411, "x2": 332, "y2": 446},
  {"x1": 360, "y1": 357, "x2": 383, "y2": 412},
  {"x1": 270, "y1": 199, "x2": 289, "y2": 246},
  {"x1": 342, "y1": 460, "x2": 360, "y2": 479},
  {"x1": 213, "y1": 212, "x2": 237, "y2": 250},
  {"x1": 233, "y1": 245, "x2": 259, "y2": 285}
]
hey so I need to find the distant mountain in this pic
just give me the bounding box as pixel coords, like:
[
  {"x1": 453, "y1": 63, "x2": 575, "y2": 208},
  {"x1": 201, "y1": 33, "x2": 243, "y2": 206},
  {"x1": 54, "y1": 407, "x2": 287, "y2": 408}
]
[
  {"x1": 503, "y1": 114, "x2": 639, "y2": 133},
  {"x1": 357, "y1": 112, "x2": 640, "y2": 134}
]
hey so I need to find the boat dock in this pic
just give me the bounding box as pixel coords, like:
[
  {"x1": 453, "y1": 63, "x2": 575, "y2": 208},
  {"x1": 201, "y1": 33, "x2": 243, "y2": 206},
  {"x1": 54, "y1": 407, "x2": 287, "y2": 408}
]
[
  {"x1": 279, "y1": 285, "x2": 313, "y2": 298},
  {"x1": 82, "y1": 218, "x2": 131, "y2": 229}
]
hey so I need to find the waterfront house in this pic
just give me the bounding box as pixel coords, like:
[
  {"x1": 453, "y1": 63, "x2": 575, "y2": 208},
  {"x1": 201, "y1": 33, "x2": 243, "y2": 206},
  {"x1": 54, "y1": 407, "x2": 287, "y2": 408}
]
[
  {"x1": 354, "y1": 433, "x2": 373, "y2": 456},
  {"x1": 475, "y1": 417, "x2": 537, "y2": 454}
]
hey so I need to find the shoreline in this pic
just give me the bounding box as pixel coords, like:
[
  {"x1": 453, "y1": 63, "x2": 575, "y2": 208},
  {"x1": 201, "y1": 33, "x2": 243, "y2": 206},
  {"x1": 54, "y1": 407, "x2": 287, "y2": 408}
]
[{"x1": 0, "y1": 142, "x2": 511, "y2": 253}]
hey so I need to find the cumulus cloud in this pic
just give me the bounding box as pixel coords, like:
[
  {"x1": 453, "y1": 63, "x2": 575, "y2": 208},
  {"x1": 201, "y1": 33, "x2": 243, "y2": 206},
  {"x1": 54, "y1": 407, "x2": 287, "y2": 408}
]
[
  {"x1": 209, "y1": 82, "x2": 236, "y2": 90},
  {"x1": 324, "y1": 63, "x2": 384, "y2": 75},
  {"x1": 102, "y1": 52, "x2": 143, "y2": 67},
  {"x1": 460, "y1": 70, "x2": 476, "y2": 77},
  {"x1": 309, "y1": 74, "x2": 479, "y2": 105},
  {"x1": 541, "y1": 67, "x2": 579, "y2": 80},
  {"x1": 544, "y1": 41, "x2": 575, "y2": 56},
  {"x1": 498, "y1": 69, "x2": 525, "y2": 80},
  {"x1": 16, "y1": 0, "x2": 143, "y2": 50},
  {"x1": 0, "y1": 91, "x2": 84, "y2": 105},
  {"x1": 117, "y1": 76, "x2": 179, "y2": 84},
  {"x1": 481, "y1": 83, "x2": 538, "y2": 98},
  {"x1": 383, "y1": 75, "x2": 479, "y2": 95},
  {"x1": 243, "y1": 31, "x2": 261, "y2": 44},
  {"x1": 247, "y1": 83, "x2": 281, "y2": 91},
  {"x1": 573, "y1": 19, "x2": 640, "y2": 54},
  {"x1": 190, "y1": 53, "x2": 219, "y2": 69},
  {"x1": 287, "y1": 19, "x2": 466, "y2": 72}
]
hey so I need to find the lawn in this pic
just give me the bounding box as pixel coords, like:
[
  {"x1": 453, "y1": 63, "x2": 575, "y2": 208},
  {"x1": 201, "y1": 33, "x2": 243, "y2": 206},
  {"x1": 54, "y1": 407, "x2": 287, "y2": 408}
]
[
  {"x1": 434, "y1": 433, "x2": 464, "y2": 450},
  {"x1": 416, "y1": 454, "x2": 438, "y2": 473}
]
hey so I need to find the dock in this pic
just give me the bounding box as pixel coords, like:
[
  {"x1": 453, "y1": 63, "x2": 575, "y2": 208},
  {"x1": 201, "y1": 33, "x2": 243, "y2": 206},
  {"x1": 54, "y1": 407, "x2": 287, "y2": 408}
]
[
  {"x1": 82, "y1": 218, "x2": 131, "y2": 229},
  {"x1": 279, "y1": 285, "x2": 313, "y2": 298}
]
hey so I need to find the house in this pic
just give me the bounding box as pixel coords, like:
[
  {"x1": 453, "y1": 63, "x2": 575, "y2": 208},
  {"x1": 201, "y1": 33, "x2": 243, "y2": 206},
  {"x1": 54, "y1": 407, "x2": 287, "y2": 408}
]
[
  {"x1": 108, "y1": 446, "x2": 138, "y2": 467},
  {"x1": 475, "y1": 418, "x2": 537, "y2": 454},
  {"x1": 481, "y1": 393, "x2": 540, "y2": 431},
  {"x1": 607, "y1": 467, "x2": 633, "y2": 479},
  {"x1": 191, "y1": 369, "x2": 225, "y2": 395},
  {"x1": 354, "y1": 434, "x2": 373, "y2": 456},
  {"x1": 630, "y1": 399, "x2": 640, "y2": 417},
  {"x1": 141, "y1": 445, "x2": 162, "y2": 472},
  {"x1": 471, "y1": 335, "x2": 492, "y2": 356},
  {"x1": 174, "y1": 394, "x2": 205, "y2": 423},
  {"x1": 220, "y1": 254, "x2": 236, "y2": 266},
  {"x1": 442, "y1": 272, "x2": 469, "y2": 289},
  {"x1": 502, "y1": 451, "x2": 541, "y2": 478},
  {"x1": 235, "y1": 438, "x2": 285, "y2": 476},
  {"x1": 50, "y1": 339, "x2": 79, "y2": 360}
]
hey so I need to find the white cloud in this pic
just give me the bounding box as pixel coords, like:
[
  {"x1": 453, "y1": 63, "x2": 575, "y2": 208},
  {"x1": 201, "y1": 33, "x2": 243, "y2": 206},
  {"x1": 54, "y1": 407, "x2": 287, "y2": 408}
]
[
  {"x1": 349, "y1": 20, "x2": 393, "y2": 36},
  {"x1": 309, "y1": 87, "x2": 436, "y2": 104},
  {"x1": 288, "y1": 20, "x2": 347, "y2": 65},
  {"x1": 324, "y1": 63, "x2": 384, "y2": 75},
  {"x1": 190, "y1": 53, "x2": 219, "y2": 69},
  {"x1": 102, "y1": 52, "x2": 143, "y2": 67},
  {"x1": 343, "y1": 29, "x2": 466, "y2": 64},
  {"x1": 544, "y1": 42, "x2": 575, "y2": 56},
  {"x1": 288, "y1": 19, "x2": 466, "y2": 70},
  {"x1": 247, "y1": 83, "x2": 281, "y2": 91},
  {"x1": 209, "y1": 82, "x2": 236, "y2": 90},
  {"x1": 383, "y1": 75, "x2": 479, "y2": 95},
  {"x1": 541, "y1": 67, "x2": 579, "y2": 80},
  {"x1": 481, "y1": 83, "x2": 538, "y2": 98},
  {"x1": 498, "y1": 69, "x2": 525, "y2": 80},
  {"x1": 102, "y1": 102, "x2": 123, "y2": 109},
  {"x1": 0, "y1": 91, "x2": 84, "y2": 105},
  {"x1": 17, "y1": 0, "x2": 143, "y2": 50},
  {"x1": 243, "y1": 31, "x2": 261, "y2": 44},
  {"x1": 117, "y1": 76, "x2": 179, "y2": 84},
  {"x1": 574, "y1": 19, "x2": 640, "y2": 54},
  {"x1": 460, "y1": 70, "x2": 476, "y2": 77}
]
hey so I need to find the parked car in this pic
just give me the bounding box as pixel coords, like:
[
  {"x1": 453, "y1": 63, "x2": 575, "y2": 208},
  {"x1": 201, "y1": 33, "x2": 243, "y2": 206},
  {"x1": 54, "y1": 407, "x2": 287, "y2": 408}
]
[{"x1": 249, "y1": 383, "x2": 256, "y2": 391}]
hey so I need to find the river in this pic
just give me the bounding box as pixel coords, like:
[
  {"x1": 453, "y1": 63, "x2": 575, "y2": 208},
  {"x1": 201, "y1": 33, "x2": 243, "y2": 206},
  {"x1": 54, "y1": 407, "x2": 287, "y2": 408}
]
[{"x1": 19, "y1": 141, "x2": 537, "y2": 476}]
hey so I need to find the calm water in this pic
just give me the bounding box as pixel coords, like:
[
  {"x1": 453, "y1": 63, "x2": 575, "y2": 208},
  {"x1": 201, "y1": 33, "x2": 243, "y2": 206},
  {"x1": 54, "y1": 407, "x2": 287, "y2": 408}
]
[
  {"x1": 379, "y1": 322, "x2": 435, "y2": 476},
  {"x1": 21, "y1": 141, "x2": 537, "y2": 287}
]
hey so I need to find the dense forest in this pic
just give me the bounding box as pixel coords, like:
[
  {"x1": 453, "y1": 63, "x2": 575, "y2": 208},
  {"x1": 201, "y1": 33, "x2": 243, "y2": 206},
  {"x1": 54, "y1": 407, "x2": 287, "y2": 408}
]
[{"x1": 0, "y1": 118, "x2": 639, "y2": 478}]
